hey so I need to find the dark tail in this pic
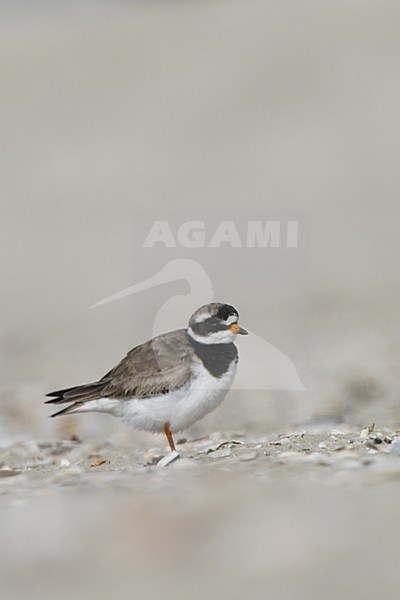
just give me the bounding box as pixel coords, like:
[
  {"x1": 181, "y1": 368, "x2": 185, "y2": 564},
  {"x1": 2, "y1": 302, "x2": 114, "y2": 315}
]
[{"x1": 45, "y1": 380, "x2": 110, "y2": 417}]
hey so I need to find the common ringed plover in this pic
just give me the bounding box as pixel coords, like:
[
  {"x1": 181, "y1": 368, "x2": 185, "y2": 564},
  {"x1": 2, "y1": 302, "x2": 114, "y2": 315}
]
[{"x1": 46, "y1": 303, "x2": 248, "y2": 452}]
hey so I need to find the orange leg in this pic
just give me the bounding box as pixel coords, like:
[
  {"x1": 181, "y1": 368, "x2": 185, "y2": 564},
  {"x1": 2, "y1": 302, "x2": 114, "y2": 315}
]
[{"x1": 163, "y1": 423, "x2": 176, "y2": 452}]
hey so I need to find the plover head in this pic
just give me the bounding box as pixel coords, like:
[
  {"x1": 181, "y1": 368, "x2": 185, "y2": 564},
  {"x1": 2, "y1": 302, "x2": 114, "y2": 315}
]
[{"x1": 187, "y1": 302, "x2": 248, "y2": 345}]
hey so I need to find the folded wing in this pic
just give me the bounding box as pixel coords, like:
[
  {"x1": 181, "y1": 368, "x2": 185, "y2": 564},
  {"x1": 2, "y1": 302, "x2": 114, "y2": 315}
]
[{"x1": 46, "y1": 329, "x2": 192, "y2": 417}]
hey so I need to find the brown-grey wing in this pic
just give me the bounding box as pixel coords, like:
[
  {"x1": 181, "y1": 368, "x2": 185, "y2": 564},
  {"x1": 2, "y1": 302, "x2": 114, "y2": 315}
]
[{"x1": 100, "y1": 329, "x2": 193, "y2": 399}]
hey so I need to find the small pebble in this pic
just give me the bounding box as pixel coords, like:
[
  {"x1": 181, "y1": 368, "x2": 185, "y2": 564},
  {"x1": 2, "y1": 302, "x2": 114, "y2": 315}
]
[{"x1": 239, "y1": 451, "x2": 258, "y2": 462}]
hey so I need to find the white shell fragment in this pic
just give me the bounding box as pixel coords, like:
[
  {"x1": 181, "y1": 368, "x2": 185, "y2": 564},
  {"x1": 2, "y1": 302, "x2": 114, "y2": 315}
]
[{"x1": 157, "y1": 451, "x2": 180, "y2": 467}]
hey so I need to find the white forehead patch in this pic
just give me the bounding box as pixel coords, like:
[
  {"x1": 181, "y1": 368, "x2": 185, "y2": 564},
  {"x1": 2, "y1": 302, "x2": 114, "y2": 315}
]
[{"x1": 225, "y1": 314, "x2": 238, "y2": 326}]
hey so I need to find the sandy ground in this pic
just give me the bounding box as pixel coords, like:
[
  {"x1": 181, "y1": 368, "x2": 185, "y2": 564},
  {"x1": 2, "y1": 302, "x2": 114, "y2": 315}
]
[{"x1": 1, "y1": 424, "x2": 400, "y2": 600}]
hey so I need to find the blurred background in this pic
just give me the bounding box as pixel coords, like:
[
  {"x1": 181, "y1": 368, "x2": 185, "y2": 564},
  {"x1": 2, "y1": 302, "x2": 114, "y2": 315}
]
[{"x1": 1, "y1": 1, "x2": 400, "y2": 598}]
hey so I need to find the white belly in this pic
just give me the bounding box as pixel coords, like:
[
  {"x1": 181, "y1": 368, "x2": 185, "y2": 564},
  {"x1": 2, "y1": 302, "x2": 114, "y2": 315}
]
[{"x1": 76, "y1": 359, "x2": 238, "y2": 433}]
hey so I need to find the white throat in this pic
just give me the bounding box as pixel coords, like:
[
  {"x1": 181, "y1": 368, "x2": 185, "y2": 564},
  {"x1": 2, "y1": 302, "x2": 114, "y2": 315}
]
[{"x1": 187, "y1": 327, "x2": 237, "y2": 345}]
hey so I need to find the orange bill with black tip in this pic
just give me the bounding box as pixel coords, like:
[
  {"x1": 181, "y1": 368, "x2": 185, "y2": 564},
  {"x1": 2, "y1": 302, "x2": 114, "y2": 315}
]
[{"x1": 230, "y1": 323, "x2": 249, "y2": 335}]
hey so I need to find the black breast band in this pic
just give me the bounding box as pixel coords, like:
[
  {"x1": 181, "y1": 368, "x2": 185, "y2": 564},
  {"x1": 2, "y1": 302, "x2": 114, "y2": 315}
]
[{"x1": 187, "y1": 334, "x2": 238, "y2": 378}]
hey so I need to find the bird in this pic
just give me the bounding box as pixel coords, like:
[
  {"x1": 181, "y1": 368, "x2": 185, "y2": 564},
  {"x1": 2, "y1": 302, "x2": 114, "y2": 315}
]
[
  {"x1": 92, "y1": 259, "x2": 304, "y2": 390},
  {"x1": 46, "y1": 303, "x2": 248, "y2": 453}
]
